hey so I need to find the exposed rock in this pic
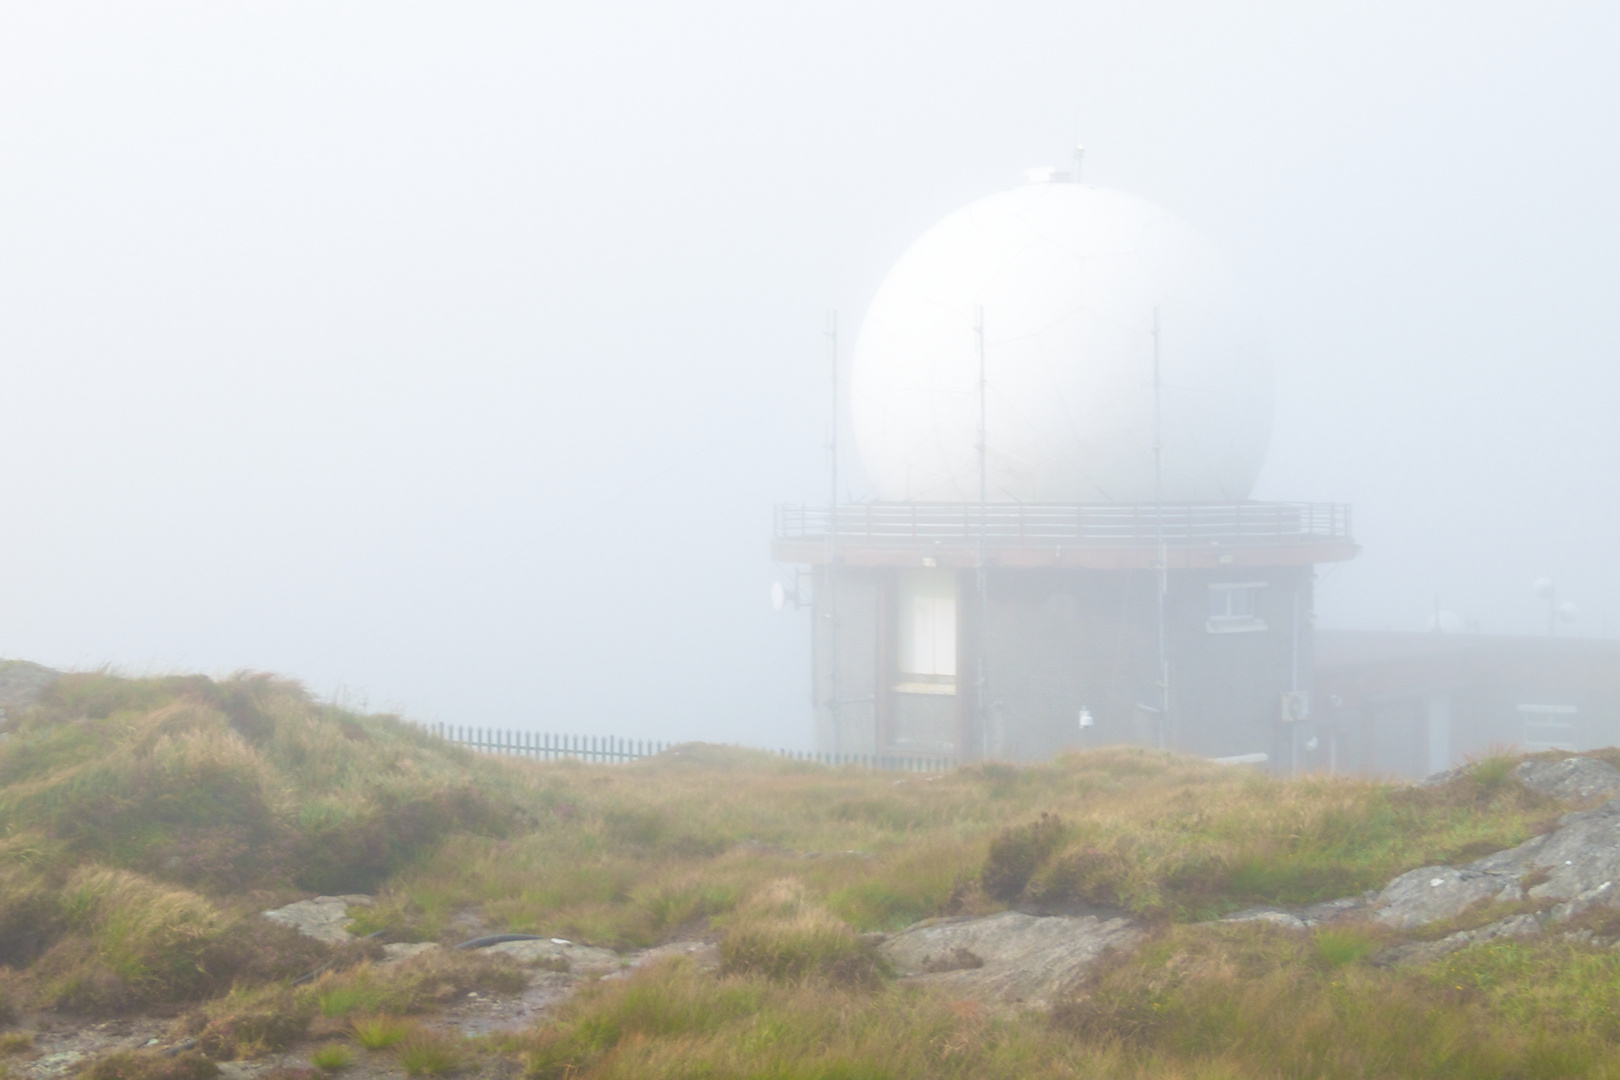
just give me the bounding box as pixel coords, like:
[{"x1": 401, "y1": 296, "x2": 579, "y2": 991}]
[
  {"x1": 1372, "y1": 909, "x2": 1549, "y2": 967},
  {"x1": 1221, "y1": 895, "x2": 1369, "y2": 930},
  {"x1": 1419, "y1": 764, "x2": 1470, "y2": 788},
  {"x1": 1516, "y1": 757, "x2": 1620, "y2": 802},
  {"x1": 616, "y1": 939, "x2": 721, "y2": 975},
  {"x1": 1373, "y1": 867, "x2": 1522, "y2": 930},
  {"x1": 1421, "y1": 756, "x2": 1620, "y2": 802},
  {"x1": 382, "y1": 942, "x2": 442, "y2": 961},
  {"x1": 0, "y1": 660, "x2": 57, "y2": 723},
  {"x1": 1222, "y1": 909, "x2": 1308, "y2": 931},
  {"x1": 1375, "y1": 796, "x2": 1620, "y2": 929},
  {"x1": 26, "y1": 1052, "x2": 86, "y2": 1079},
  {"x1": 261, "y1": 894, "x2": 374, "y2": 943},
  {"x1": 480, "y1": 937, "x2": 623, "y2": 977},
  {"x1": 880, "y1": 911, "x2": 1142, "y2": 1006}
]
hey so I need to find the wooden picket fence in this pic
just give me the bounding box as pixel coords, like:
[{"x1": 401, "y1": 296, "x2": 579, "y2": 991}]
[{"x1": 424, "y1": 722, "x2": 954, "y2": 773}]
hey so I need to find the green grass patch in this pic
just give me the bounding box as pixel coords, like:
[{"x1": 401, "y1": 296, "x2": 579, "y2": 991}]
[
  {"x1": 309, "y1": 1044, "x2": 354, "y2": 1073},
  {"x1": 399, "y1": 1033, "x2": 462, "y2": 1077},
  {"x1": 718, "y1": 879, "x2": 885, "y2": 986},
  {"x1": 350, "y1": 1016, "x2": 411, "y2": 1050}
]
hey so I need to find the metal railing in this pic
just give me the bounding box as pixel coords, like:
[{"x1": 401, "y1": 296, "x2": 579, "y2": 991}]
[
  {"x1": 775, "y1": 501, "x2": 1351, "y2": 550},
  {"x1": 777, "y1": 749, "x2": 957, "y2": 772},
  {"x1": 425, "y1": 723, "x2": 661, "y2": 763},
  {"x1": 424, "y1": 722, "x2": 955, "y2": 772}
]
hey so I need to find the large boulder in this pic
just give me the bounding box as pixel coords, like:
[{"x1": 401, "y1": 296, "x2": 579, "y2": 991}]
[{"x1": 879, "y1": 911, "x2": 1142, "y2": 1007}]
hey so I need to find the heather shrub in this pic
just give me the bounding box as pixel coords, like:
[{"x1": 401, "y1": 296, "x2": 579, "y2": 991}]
[{"x1": 981, "y1": 812, "x2": 1069, "y2": 901}]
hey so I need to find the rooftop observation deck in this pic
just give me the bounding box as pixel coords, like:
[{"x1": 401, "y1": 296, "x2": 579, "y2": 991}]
[{"x1": 772, "y1": 501, "x2": 1357, "y2": 570}]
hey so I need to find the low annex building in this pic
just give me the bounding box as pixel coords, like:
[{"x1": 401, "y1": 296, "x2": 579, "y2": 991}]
[{"x1": 1312, "y1": 630, "x2": 1620, "y2": 779}]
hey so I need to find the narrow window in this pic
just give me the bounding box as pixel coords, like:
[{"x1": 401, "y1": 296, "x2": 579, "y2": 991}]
[
  {"x1": 1517, "y1": 703, "x2": 1577, "y2": 752},
  {"x1": 1207, "y1": 582, "x2": 1268, "y2": 633},
  {"x1": 896, "y1": 569, "x2": 957, "y2": 694}
]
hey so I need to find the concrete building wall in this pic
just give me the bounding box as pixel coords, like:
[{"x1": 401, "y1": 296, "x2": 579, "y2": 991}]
[
  {"x1": 810, "y1": 565, "x2": 882, "y2": 757},
  {"x1": 813, "y1": 561, "x2": 1314, "y2": 766},
  {"x1": 977, "y1": 565, "x2": 1310, "y2": 763}
]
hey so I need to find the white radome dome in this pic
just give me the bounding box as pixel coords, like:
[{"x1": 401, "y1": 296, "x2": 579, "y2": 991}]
[{"x1": 850, "y1": 180, "x2": 1271, "y2": 504}]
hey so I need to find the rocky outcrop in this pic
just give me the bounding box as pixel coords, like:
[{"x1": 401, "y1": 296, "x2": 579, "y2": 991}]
[
  {"x1": 1515, "y1": 756, "x2": 1620, "y2": 801},
  {"x1": 0, "y1": 660, "x2": 57, "y2": 724},
  {"x1": 1375, "y1": 795, "x2": 1620, "y2": 930},
  {"x1": 261, "y1": 894, "x2": 374, "y2": 943},
  {"x1": 879, "y1": 911, "x2": 1142, "y2": 1006},
  {"x1": 1224, "y1": 758, "x2": 1620, "y2": 945}
]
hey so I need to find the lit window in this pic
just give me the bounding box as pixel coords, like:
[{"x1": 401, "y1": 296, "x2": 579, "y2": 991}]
[
  {"x1": 896, "y1": 569, "x2": 957, "y2": 694},
  {"x1": 1207, "y1": 582, "x2": 1267, "y2": 633}
]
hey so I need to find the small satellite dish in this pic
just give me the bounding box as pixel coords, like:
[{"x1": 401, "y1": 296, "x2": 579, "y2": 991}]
[
  {"x1": 770, "y1": 582, "x2": 787, "y2": 611},
  {"x1": 1078, "y1": 707, "x2": 1094, "y2": 729}
]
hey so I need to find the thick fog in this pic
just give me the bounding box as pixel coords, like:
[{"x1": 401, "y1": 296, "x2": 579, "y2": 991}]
[{"x1": 1, "y1": 3, "x2": 1616, "y2": 746}]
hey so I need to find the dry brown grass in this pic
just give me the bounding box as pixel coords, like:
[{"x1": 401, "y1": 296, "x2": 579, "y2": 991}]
[
  {"x1": 717, "y1": 878, "x2": 885, "y2": 986},
  {"x1": 514, "y1": 922, "x2": 1620, "y2": 1080},
  {"x1": 0, "y1": 667, "x2": 1610, "y2": 1078},
  {"x1": 80, "y1": 1051, "x2": 220, "y2": 1080},
  {"x1": 309, "y1": 949, "x2": 526, "y2": 1018}
]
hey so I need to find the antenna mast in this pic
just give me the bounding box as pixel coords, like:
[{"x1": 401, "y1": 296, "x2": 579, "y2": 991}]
[
  {"x1": 826, "y1": 311, "x2": 840, "y2": 757},
  {"x1": 1153, "y1": 307, "x2": 1169, "y2": 751},
  {"x1": 976, "y1": 306, "x2": 989, "y2": 759}
]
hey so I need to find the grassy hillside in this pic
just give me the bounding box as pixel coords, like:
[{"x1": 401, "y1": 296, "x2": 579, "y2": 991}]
[{"x1": 2, "y1": 669, "x2": 1618, "y2": 1078}]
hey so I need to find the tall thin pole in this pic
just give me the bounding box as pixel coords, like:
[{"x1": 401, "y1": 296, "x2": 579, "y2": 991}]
[
  {"x1": 977, "y1": 306, "x2": 987, "y2": 511},
  {"x1": 975, "y1": 306, "x2": 988, "y2": 759},
  {"x1": 1153, "y1": 307, "x2": 1169, "y2": 752},
  {"x1": 828, "y1": 311, "x2": 839, "y2": 557},
  {"x1": 826, "y1": 312, "x2": 840, "y2": 756}
]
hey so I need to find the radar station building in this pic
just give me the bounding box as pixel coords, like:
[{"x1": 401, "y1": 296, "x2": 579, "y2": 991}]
[{"x1": 772, "y1": 171, "x2": 1357, "y2": 768}]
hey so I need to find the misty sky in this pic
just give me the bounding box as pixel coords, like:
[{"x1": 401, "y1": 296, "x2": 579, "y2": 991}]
[{"x1": 2, "y1": 3, "x2": 1617, "y2": 747}]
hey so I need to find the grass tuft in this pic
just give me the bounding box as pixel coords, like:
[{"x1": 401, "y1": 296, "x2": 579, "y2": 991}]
[
  {"x1": 350, "y1": 1016, "x2": 411, "y2": 1050},
  {"x1": 399, "y1": 1033, "x2": 462, "y2": 1077},
  {"x1": 718, "y1": 879, "x2": 884, "y2": 987},
  {"x1": 190, "y1": 984, "x2": 313, "y2": 1060},
  {"x1": 309, "y1": 1044, "x2": 354, "y2": 1073},
  {"x1": 313, "y1": 951, "x2": 525, "y2": 1019},
  {"x1": 1313, "y1": 925, "x2": 1380, "y2": 967}
]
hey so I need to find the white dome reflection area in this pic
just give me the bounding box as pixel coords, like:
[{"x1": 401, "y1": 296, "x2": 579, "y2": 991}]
[{"x1": 850, "y1": 181, "x2": 1272, "y2": 504}]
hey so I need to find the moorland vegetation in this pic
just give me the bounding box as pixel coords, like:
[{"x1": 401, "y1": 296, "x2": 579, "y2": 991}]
[{"x1": 1, "y1": 669, "x2": 1618, "y2": 1078}]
